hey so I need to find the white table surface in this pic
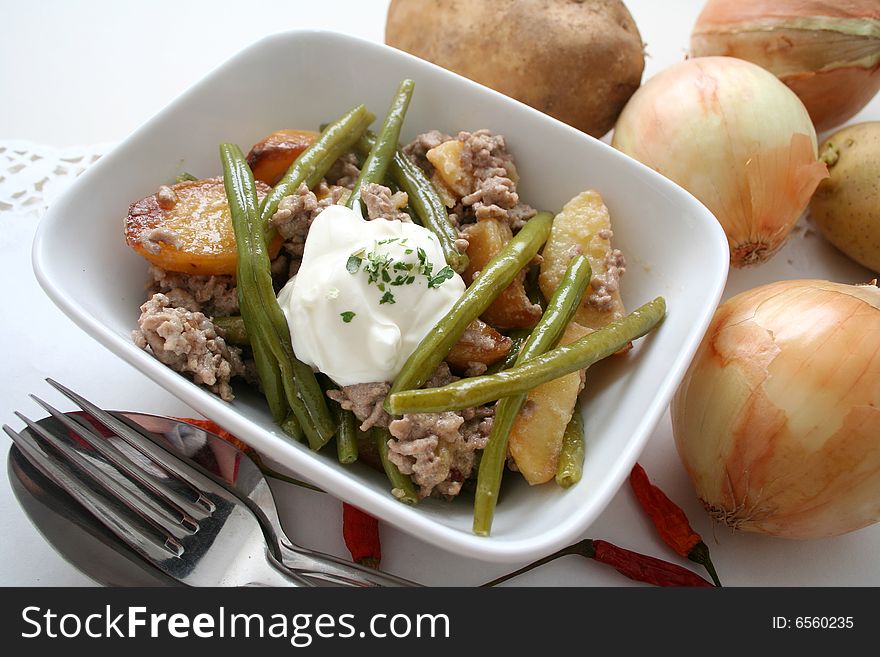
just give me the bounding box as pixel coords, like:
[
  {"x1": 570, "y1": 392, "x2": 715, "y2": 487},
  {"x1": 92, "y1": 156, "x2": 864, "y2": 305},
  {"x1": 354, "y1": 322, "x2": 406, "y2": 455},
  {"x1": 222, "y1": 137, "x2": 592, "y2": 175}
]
[{"x1": 2, "y1": 0, "x2": 878, "y2": 587}]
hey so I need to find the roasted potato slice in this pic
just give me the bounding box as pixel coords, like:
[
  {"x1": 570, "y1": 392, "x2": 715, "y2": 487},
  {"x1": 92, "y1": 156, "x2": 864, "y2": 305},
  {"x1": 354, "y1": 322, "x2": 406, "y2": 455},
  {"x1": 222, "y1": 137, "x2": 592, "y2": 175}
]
[
  {"x1": 446, "y1": 319, "x2": 512, "y2": 374},
  {"x1": 246, "y1": 129, "x2": 318, "y2": 185},
  {"x1": 539, "y1": 190, "x2": 627, "y2": 330},
  {"x1": 125, "y1": 177, "x2": 276, "y2": 276},
  {"x1": 463, "y1": 218, "x2": 542, "y2": 330},
  {"x1": 508, "y1": 321, "x2": 591, "y2": 484}
]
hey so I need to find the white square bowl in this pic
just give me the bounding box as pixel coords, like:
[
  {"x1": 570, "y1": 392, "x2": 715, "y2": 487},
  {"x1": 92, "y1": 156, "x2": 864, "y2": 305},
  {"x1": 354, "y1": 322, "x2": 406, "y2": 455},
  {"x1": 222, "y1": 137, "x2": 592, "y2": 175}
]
[{"x1": 32, "y1": 30, "x2": 728, "y2": 564}]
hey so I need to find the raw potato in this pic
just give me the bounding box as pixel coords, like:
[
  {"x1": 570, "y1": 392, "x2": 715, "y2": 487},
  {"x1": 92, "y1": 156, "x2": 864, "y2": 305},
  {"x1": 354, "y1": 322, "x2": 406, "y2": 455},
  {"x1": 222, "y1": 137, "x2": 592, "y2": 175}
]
[
  {"x1": 385, "y1": 0, "x2": 645, "y2": 138},
  {"x1": 508, "y1": 322, "x2": 591, "y2": 484},
  {"x1": 125, "y1": 177, "x2": 276, "y2": 276},
  {"x1": 539, "y1": 190, "x2": 627, "y2": 329},
  {"x1": 246, "y1": 129, "x2": 318, "y2": 186},
  {"x1": 810, "y1": 122, "x2": 880, "y2": 273},
  {"x1": 462, "y1": 218, "x2": 542, "y2": 329}
]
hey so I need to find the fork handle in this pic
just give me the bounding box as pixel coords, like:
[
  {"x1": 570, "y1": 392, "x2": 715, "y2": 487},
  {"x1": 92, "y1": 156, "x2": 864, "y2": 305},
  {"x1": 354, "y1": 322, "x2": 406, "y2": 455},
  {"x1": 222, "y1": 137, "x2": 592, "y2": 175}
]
[{"x1": 277, "y1": 541, "x2": 419, "y2": 587}]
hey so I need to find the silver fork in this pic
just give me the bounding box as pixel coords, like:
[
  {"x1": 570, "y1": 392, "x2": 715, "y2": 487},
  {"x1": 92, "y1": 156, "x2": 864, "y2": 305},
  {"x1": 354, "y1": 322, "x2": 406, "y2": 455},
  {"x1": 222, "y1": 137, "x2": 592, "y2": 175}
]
[{"x1": 3, "y1": 380, "x2": 416, "y2": 587}]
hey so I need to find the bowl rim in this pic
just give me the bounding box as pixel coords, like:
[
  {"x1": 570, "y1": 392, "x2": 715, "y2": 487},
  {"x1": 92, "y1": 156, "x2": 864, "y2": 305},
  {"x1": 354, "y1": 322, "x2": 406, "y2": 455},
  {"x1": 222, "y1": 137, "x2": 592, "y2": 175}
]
[{"x1": 31, "y1": 28, "x2": 730, "y2": 562}]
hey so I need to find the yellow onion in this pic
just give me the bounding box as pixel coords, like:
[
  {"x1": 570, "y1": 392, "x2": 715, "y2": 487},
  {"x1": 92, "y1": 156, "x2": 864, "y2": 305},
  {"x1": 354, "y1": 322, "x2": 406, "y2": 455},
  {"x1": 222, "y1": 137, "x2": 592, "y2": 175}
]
[
  {"x1": 691, "y1": 0, "x2": 880, "y2": 132},
  {"x1": 612, "y1": 57, "x2": 827, "y2": 267},
  {"x1": 672, "y1": 279, "x2": 880, "y2": 539}
]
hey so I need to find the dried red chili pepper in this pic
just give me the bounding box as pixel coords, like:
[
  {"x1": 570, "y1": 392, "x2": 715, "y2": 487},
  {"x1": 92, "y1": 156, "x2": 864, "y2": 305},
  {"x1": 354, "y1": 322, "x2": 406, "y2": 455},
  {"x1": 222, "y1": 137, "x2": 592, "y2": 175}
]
[
  {"x1": 482, "y1": 538, "x2": 713, "y2": 587},
  {"x1": 342, "y1": 503, "x2": 381, "y2": 568},
  {"x1": 629, "y1": 463, "x2": 721, "y2": 586}
]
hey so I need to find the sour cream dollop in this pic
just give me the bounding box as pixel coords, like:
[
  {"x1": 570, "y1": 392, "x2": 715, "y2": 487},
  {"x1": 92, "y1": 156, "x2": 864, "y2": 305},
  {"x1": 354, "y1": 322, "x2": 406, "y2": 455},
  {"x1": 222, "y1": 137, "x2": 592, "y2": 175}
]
[{"x1": 277, "y1": 204, "x2": 465, "y2": 386}]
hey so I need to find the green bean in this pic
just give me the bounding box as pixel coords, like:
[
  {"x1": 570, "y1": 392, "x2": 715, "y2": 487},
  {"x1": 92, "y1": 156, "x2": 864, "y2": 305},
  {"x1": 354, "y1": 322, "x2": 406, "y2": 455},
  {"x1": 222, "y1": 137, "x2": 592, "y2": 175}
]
[
  {"x1": 260, "y1": 104, "x2": 374, "y2": 224},
  {"x1": 213, "y1": 315, "x2": 249, "y2": 346},
  {"x1": 281, "y1": 412, "x2": 305, "y2": 444},
  {"x1": 347, "y1": 79, "x2": 414, "y2": 211},
  {"x1": 555, "y1": 408, "x2": 585, "y2": 488},
  {"x1": 221, "y1": 144, "x2": 336, "y2": 450},
  {"x1": 387, "y1": 296, "x2": 666, "y2": 414},
  {"x1": 220, "y1": 150, "x2": 287, "y2": 425},
  {"x1": 387, "y1": 211, "x2": 554, "y2": 403},
  {"x1": 356, "y1": 131, "x2": 469, "y2": 273},
  {"x1": 393, "y1": 151, "x2": 469, "y2": 271},
  {"x1": 251, "y1": 331, "x2": 287, "y2": 424},
  {"x1": 374, "y1": 427, "x2": 419, "y2": 505},
  {"x1": 333, "y1": 403, "x2": 359, "y2": 465},
  {"x1": 473, "y1": 255, "x2": 592, "y2": 536}
]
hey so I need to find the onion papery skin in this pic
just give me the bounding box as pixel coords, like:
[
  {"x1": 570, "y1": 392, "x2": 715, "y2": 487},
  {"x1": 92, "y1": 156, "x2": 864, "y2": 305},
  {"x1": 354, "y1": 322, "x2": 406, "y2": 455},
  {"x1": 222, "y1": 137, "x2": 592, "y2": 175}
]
[
  {"x1": 672, "y1": 280, "x2": 880, "y2": 539},
  {"x1": 691, "y1": 0, "x2": 880, "y2": 132},
  {"x1": 612, "y1": 56, "x2": 827, "y2": 268}
]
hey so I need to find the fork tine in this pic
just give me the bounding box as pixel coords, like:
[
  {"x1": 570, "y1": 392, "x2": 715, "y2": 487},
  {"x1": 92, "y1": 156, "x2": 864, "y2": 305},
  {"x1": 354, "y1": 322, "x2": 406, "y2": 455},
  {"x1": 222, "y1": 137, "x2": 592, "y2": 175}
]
[
  {"x1": 29, "y1": 394, "x2": 209, "y2": 522},
  {"x1": 3, "y1": 423, "x2": 183, "y2": 561},
  {"x1": 14, "y1": 411, "x2": 199, "y2": 539},
  {"x1": 45, "y1": 379, "x2": 215, "y2": 513}
]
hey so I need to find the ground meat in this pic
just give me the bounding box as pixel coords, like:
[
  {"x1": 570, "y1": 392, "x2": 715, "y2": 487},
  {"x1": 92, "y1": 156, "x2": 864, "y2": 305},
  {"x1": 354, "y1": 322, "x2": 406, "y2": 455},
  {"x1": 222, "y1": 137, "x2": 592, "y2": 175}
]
[
  {"x1": 387, "y1": 403, "x2": 495, "y2": 498},
  {"x1": 132, "y1": 293, "x2": 245, "y2": 401},
  {"x1": 147, "y1": 265, "x2": 238, "y2": 317},
  {"x1": 270, "y1": 181, "x2": 347, "y2": 260},
  {"x1": 138, "y1": 226, "x2": 182, "y2": 255},
  {"x1": 463, "y1": 361, "x2": 488, "y2": 377},
  {"x1": 324, "y1": 151, "x2": 360, "y2": 189},
  {"x1": 326, "y1": 361, "x2": 491, "y2": 498},
  {"x1": 586, "y1": 249, "x2": 626, "y2": 312},
  {"x1": 155, "y1": 185, "x2": 178, "y2": 210},
  {"x1": 404, "y1": 128, "x2": 536, "y2": 231},
  {"x1": 326, "y1": 382, "x2": 391, "y2": 431},
  {"x1": 402, "y1": 129, "x2": 453, "y2": 176},
  {"x1": 507, "y1": 203, "x2": 539, "y2": 231},
  {"x1": 424, "y1": 361, "x2": 457, "y2": 388},
  {"x1": 457, "y1": 129, "x2": 537, "y2": 231},
  {"x1": 361, "y1": 183, "x2": 410, "y2": 222}
]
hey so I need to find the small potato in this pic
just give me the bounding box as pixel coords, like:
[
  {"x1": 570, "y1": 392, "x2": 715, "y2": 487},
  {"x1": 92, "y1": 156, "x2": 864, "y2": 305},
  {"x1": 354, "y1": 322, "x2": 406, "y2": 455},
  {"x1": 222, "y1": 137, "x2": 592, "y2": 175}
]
[
  {"x1": 539, "y1": 190, "x2": 627, "y2": 331},
  {"x1": 125, "y1": 177, "x2": 276, "y2": 276},
  {"x1": 462, "y1": 218, "x2": 542, "y2": 330},
  {"x1": 810, "y1": 122, "x2": 880, "y2": 273},
  {"x1": 508, "y1": 321, "x2": 591, "y2": 484},
  {"x1": 446, "y1": 319, "x2": 512, "y2": 373},
  {"x1": 246, "y1": 129, "x2": 318, "y2": 186},
  {"x1": 386, "y1": 0, "x2": 645, "y2": 138},
  {"x1": 426, "y1": 139, "x2": 472, "y2": 197}
]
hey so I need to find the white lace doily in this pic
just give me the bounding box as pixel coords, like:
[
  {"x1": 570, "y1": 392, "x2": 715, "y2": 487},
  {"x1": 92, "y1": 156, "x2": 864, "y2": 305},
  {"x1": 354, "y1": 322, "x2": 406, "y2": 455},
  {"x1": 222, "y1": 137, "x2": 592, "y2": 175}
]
[{"x1": 0, "y1": 140, "x2": 111, "y2": 216}]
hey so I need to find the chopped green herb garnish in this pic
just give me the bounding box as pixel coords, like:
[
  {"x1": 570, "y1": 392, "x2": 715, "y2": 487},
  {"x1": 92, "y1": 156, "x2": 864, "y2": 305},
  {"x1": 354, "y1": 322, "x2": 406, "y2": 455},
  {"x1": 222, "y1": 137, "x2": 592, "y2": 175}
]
[
  {"x1": 428, "y1": 265, "x2": 455, "y2": 289},
  {"x1": 349, "y1": 237, "x2": 456, "y2": 304},
  {"x1": 340, "y1": 311, "x2": 356, "y2": 323},
  {"x1": 346, "y1": 255, "x2": 362, "y2": 274}
]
